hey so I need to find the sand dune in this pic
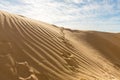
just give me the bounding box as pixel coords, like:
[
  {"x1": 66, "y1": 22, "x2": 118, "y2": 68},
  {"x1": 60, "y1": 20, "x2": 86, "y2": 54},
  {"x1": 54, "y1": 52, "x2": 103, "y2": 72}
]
[{"x1": 0, "y1": 11, "x2": 120, "y2": 80}]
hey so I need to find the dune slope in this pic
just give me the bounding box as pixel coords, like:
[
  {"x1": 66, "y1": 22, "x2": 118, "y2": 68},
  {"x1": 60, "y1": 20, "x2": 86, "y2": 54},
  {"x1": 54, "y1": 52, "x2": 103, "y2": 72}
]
[{"x1": 0, "y1": 11, "x2": 120, "y2": 80}]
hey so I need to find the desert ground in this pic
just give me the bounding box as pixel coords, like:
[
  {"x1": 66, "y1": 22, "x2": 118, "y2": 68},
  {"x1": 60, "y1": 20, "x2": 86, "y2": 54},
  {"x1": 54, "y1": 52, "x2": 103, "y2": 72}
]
[{"x1": 0, "y1": 11, "x2": 120, "y2": 80}]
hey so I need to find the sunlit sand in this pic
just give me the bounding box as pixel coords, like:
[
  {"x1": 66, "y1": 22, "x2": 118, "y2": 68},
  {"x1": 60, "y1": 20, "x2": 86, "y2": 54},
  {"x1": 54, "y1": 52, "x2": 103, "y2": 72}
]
[{"x1": 0, "y1": 11, "x2": 120, "y2": 80}]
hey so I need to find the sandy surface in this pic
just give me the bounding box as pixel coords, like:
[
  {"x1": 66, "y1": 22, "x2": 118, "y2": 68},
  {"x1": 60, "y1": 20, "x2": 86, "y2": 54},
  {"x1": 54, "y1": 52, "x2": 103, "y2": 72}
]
[{"x1": 0, "y1": 11, "x2": 120, "y2": 80}]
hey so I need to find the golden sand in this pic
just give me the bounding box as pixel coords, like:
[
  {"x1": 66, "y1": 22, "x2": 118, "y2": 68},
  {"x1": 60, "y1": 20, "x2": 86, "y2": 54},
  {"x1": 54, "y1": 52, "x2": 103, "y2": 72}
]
[{"x1": 0, "y1": 11, "x2": 120, "y2": 80}]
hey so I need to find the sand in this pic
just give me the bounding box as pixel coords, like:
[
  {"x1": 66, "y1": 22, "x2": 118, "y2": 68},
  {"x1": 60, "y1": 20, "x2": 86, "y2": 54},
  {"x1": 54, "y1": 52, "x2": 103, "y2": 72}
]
[{"x1": 0, "y1": 11, "x2": 120, "y2": 80}]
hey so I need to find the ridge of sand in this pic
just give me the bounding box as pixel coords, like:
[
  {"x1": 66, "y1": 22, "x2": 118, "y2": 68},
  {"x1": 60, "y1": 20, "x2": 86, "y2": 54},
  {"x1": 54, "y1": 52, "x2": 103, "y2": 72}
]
[{"x1": 0, "y1": 11, "x2": 120, "y2": 80}]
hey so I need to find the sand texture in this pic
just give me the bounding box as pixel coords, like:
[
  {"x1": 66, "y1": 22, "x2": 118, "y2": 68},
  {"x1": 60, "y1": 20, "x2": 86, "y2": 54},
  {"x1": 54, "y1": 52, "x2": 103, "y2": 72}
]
[{"x1": 0, "y1": 11, "x2": 120, "y2": 80}]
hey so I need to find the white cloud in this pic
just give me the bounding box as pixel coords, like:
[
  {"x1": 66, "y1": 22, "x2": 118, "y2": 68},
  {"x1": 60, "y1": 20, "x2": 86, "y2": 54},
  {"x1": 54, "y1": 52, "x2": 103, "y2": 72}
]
[
  {"x1": 0, "y1": 0, "x2": 120, "y2": 32},
  {"x1": 65, "y1": 0, "x2": 84, "y2": 4}
]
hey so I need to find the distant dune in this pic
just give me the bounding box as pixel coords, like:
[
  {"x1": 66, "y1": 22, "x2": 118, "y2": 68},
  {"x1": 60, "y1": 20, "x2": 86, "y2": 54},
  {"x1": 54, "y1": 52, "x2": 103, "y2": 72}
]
[{"x1": 0, "y1": 11, "x2": 120, "y2": 80}]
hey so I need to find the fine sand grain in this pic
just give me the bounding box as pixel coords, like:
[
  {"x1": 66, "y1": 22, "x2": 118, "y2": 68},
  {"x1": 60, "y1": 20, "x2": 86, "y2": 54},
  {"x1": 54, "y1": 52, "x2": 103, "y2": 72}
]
[{"x1": 0, "y1": 11, "x2": 120, "y2": 80}]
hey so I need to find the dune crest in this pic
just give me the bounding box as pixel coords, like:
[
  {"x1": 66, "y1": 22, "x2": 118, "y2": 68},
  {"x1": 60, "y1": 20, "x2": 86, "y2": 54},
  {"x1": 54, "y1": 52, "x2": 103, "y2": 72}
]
[{"x1": 0, "y1": 11, "x2": 120, "y2": 80}]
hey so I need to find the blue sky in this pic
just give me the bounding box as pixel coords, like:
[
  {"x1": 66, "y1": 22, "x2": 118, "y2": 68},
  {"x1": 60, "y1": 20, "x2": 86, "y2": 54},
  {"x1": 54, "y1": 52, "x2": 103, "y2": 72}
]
[{"x1": 0, "y1": 0, "x2": 120, "y2": 32}]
